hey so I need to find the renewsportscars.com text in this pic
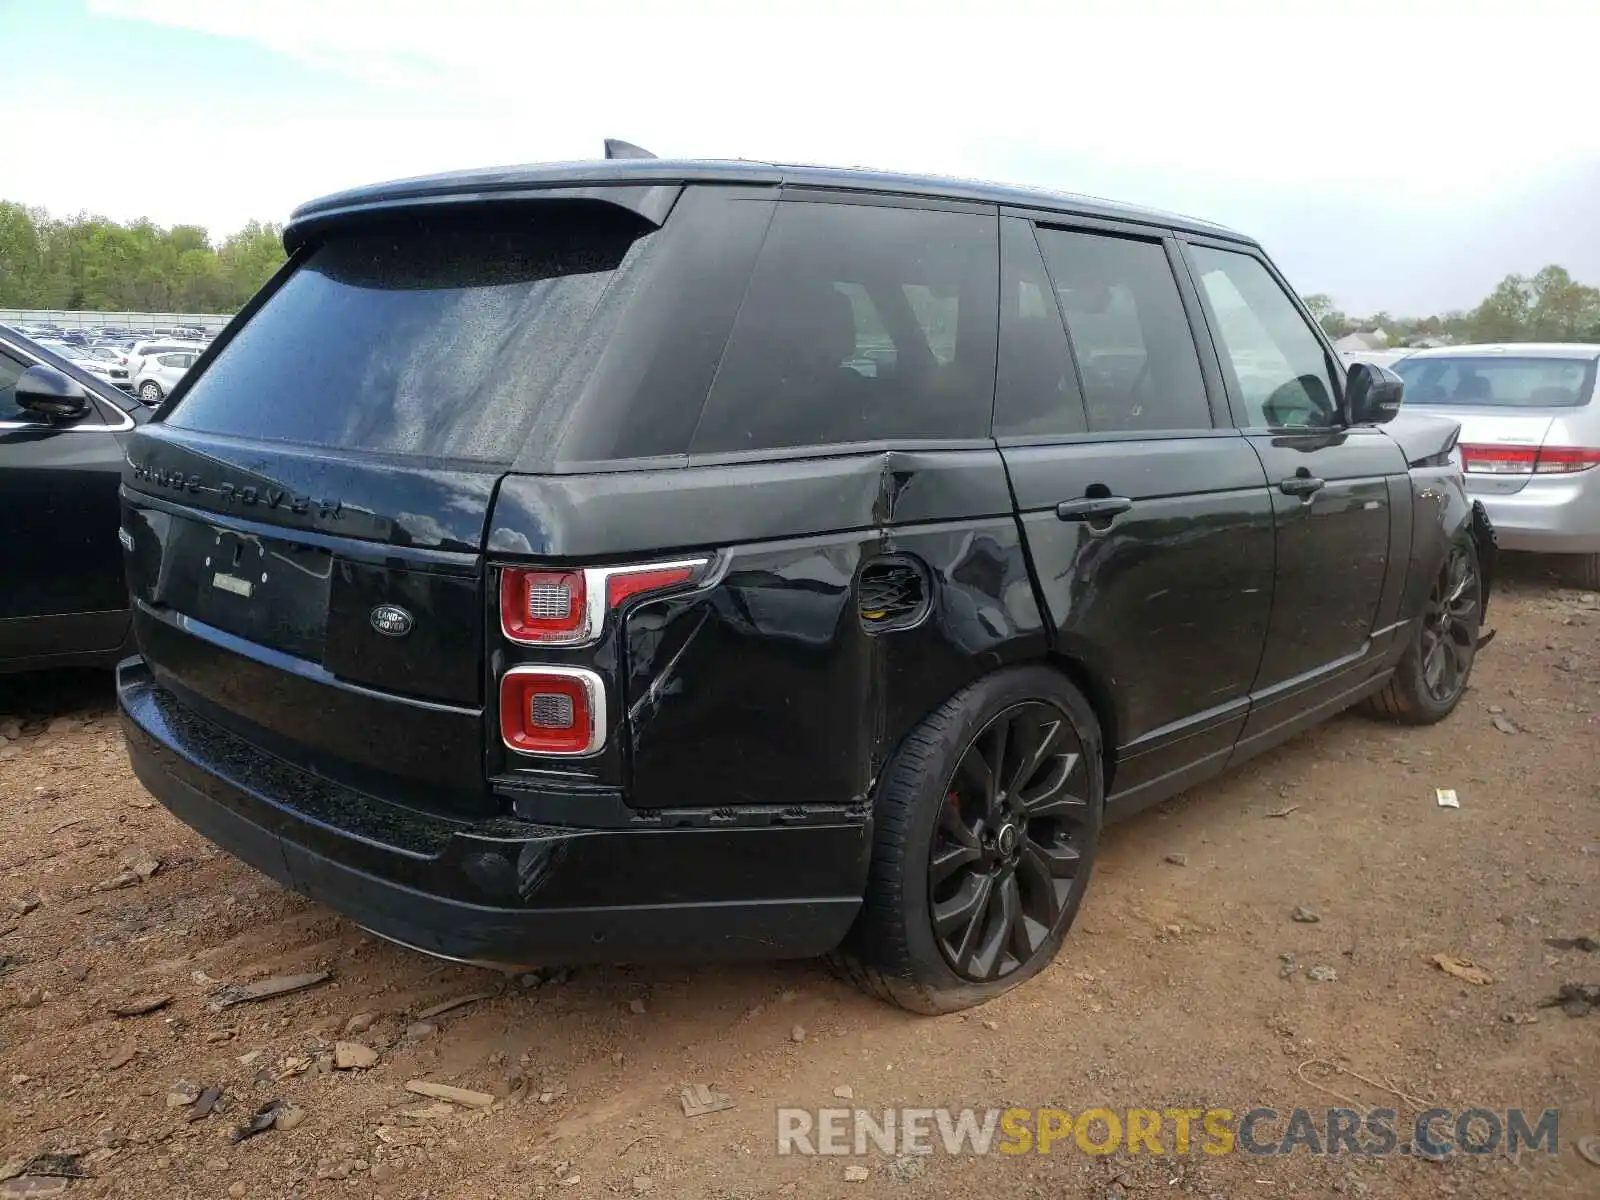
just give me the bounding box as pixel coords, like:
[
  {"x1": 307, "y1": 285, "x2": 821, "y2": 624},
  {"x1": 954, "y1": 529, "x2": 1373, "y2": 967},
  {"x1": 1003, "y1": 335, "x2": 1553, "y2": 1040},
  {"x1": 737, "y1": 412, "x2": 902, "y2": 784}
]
[{"x1": 776, "y1": 1106, "x2": 1560, "y2": 1158}]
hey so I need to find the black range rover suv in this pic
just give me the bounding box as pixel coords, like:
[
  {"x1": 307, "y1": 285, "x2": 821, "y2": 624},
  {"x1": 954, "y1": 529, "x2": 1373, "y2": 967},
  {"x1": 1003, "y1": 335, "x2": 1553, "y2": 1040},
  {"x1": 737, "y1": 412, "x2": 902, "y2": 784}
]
[{"x1": 118, "y1": 156, "x2": 1494, "y2": 1012}]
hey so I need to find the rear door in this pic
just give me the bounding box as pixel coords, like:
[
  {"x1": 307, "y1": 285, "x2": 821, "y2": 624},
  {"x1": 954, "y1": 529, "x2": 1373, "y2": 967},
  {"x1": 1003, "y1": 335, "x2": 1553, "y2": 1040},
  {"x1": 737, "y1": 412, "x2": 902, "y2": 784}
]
[
  {"x1": 995, "y1": 215, "x2": 1275, "y2": 811},
  {"x1": 1178, "y1": 239, "x2": 1408, "y2": 747},
  {"x1": 122, "y1": 201, "x2": 663, "y2": 816}
]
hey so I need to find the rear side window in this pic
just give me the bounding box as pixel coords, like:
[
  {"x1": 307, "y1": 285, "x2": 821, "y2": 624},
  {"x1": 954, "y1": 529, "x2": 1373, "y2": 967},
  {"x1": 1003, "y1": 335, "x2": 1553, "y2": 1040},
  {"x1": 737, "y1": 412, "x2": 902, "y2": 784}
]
[
  {"x1": 994, "y1": 217, "x2": 1087, "y2": 438},
  {"x1": 1393, "y1": 356, "x2": 1597, "y2": 408},
  {"x1": 690, "y1": 200, "x2": 997, "y2": 454},
  {"x1": 164, "y1": 210, "x2": 651, "y2": 462},
  {"x1": 1034, "y1": 228, "x2": 1210, "y2": 433}
]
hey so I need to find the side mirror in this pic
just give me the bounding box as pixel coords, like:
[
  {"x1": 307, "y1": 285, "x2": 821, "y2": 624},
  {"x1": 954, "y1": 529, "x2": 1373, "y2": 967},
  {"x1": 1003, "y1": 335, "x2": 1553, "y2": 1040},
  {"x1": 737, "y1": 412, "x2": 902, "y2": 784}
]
[
  {"x1": 15, "y1": 365, "x2": 90, "y2": 421},
  {"x1": 1345, "y1": 361, "x2": 1404, "y2": 425}
]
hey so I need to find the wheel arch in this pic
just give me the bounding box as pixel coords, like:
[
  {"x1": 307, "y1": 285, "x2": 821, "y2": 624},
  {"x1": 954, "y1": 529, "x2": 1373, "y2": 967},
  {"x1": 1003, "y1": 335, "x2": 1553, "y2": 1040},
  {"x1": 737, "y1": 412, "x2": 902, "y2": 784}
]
[
  {"x1": 1043, "y1": 650, "x2": 1119, "y2": 795},
  {"x1": 874, "y1": 649, "x2": 1121, "y2": 804}
]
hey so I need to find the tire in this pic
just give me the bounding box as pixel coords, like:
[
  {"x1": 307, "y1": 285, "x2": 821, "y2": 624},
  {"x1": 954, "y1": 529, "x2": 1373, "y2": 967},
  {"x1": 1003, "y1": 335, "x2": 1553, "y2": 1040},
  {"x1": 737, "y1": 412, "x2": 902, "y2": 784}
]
[
  {"x1": 1571, "y1": 552, "x2": 1600, "y2": 591},
  {"x1": 138, "y1": 381, "x2": 163, "y2": 405},
  {"x1": 831, "y1": 665, "x2": 1104, "y2": 1013},
  {"x1": 1365, "y1": 534, "x2": 1482, "y2": 724}
]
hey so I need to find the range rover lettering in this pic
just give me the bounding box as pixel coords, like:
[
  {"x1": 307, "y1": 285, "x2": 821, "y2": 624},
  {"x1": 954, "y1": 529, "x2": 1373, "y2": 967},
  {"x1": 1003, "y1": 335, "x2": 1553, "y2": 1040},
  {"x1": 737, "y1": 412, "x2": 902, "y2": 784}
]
[{"x1": 117, "y1": 152, "x2": 1494, "y2": 1012}]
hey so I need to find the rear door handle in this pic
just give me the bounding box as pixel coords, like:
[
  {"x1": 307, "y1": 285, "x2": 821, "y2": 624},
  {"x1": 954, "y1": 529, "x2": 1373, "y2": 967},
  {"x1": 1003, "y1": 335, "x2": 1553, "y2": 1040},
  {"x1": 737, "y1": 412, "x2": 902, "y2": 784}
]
[
  {"x1": 1055, "y1": 496, "x2": 1133, "y2": 522},
  {"x1": 1279, "y1": 475, "x2": 1325, "y2": 498}
]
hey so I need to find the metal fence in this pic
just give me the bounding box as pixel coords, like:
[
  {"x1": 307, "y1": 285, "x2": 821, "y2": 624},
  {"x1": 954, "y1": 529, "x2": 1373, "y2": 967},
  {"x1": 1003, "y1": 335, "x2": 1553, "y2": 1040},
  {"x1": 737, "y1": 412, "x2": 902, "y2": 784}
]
[{"x1": 0, "y1": 309, "x2": 232, "y2": 335}]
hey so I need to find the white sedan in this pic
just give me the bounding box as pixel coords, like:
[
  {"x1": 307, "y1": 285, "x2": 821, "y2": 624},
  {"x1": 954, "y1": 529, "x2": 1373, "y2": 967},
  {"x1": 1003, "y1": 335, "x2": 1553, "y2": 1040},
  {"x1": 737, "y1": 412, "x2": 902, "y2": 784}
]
[{"x1": 133, "y1": 350, "x2": 201, "y2": 405}]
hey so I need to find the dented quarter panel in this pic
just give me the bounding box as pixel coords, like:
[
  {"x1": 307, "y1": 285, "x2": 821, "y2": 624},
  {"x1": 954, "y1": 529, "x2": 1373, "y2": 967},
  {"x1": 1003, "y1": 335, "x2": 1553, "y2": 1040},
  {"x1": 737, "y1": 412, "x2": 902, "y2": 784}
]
[
  {"x1": 487, "y1": 448, "x2": 1013, "y2": 558},
  {"x1": 487, "y1": 449, "x2": 1047, "y2": 816}
]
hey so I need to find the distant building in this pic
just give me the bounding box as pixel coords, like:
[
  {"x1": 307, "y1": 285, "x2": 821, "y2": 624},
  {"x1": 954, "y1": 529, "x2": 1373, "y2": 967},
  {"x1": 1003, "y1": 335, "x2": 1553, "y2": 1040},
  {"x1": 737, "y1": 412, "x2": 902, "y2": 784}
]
[{"x1": 1333, "y1": 330, "x2": 1390, "y2": 353}]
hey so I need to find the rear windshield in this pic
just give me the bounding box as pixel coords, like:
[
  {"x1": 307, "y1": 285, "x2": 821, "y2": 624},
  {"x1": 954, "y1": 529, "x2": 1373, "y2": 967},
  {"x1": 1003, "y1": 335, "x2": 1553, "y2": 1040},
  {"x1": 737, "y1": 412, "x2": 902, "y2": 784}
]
[
  {"x1": 1393, "y1": 356, "x2": 1596, "y2": 408},
  {"x1": 163, "y1": 211, "x2": 649, "y2": 461}
]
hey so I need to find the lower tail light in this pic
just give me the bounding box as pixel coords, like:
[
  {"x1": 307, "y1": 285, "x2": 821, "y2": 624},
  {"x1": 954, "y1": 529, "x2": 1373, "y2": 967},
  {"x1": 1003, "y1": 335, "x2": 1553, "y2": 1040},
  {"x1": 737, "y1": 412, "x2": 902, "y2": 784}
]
[{"x1": 500, "y1": 667, "x2": 605, "y2": 757}]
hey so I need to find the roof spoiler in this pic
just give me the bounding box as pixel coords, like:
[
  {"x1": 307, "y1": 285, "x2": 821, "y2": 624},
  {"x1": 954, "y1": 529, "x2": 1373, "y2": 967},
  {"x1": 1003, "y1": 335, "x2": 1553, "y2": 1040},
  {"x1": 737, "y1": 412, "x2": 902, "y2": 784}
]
[
  {"x1": 283, "y1": 182, "x2": 682, "y2": 252},
  {"x1": 604, "y1": 138, "x2": 657, "y2": 160}
]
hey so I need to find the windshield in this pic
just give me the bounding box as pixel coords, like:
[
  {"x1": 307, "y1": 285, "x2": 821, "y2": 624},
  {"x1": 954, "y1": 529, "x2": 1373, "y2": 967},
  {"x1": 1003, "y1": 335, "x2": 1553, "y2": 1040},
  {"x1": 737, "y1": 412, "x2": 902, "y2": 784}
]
[
  {"x1": 1394, "y1": 356, "x2": 1596, "y2": 408},
  {"x1": 163, "y1": 210, "x2": 650, "y2": 462}
]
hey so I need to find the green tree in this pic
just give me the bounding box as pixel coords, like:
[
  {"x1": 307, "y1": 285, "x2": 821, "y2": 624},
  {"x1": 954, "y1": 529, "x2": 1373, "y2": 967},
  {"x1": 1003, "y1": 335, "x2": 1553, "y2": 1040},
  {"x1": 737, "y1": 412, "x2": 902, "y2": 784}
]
[
  {"x1": 0, "y1": 202, "x2": 47, "y2": 305},
  {"x1": 0, "y1": 202, "x2": 286, "y2": 312},
  {"x1": 1470, "y1": 275, "x2": 1533, "y2": 342},
  {"x1": 1302, "y1": 292, "x2": 1351, "y2": 338},
  {"x1": 1527, "y1": 265, "x2": 1600, "y2": 341}
]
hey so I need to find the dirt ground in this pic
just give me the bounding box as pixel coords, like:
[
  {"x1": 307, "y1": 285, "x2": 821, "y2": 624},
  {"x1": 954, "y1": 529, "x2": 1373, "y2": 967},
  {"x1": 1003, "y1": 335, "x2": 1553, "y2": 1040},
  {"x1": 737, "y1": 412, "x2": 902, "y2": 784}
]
[{"x1": 2, "y1": 557, "x2": 1597, "y2": 1200}]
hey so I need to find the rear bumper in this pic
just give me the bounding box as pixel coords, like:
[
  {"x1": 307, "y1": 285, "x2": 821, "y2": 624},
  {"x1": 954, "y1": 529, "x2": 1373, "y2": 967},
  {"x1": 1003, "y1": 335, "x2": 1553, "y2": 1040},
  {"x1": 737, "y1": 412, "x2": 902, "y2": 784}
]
[
  {"x1": 1469, "y1": 472, "x2": 1600, "y2": 554},
  {"x1": 118, "y1": 658, "x2": 866, "y2": 965}
]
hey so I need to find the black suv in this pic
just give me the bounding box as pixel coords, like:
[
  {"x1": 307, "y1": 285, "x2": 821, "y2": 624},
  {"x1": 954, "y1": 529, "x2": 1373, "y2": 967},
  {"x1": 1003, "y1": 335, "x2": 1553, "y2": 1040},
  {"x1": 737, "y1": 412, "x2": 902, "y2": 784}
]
[{"x1": 118, "y1": 157, "x2": 1493, "y2": 1012}]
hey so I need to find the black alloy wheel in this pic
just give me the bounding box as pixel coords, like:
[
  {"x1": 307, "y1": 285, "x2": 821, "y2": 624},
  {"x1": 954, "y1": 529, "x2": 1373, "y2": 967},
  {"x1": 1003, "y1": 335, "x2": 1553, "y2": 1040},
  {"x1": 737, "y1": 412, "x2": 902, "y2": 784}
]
[
  {"x1": 1419, "y1": 542, "x2": 1479, "y2": 705},
  {"x1": 930, "y1": 701, "x2": 1092, "y2": 982},
  {"x1": 833, "y1": 665, "x2": 1105, "y2": 1013},
  {"x1": 1364, "y1": 534, "x2": 1481, "y2": 724}
]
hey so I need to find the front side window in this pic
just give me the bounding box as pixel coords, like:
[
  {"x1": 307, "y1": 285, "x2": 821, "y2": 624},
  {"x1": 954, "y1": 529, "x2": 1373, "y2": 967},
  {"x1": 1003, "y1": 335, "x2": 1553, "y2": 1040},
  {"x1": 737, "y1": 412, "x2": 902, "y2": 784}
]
[
  {"x1": 1187, "y1": 245, "x2": 1340, "y2": 429},
  {"x1": 690, "y1": 200, "x2": 998, "y2": 453},
  {"x1": 1034, "y1": 228, "x2": 1210, "y2": 433}
]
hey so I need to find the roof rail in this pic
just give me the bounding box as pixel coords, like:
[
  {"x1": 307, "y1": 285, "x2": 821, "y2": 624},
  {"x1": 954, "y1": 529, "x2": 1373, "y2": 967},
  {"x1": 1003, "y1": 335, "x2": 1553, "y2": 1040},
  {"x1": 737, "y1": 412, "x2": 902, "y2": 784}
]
[{"x1": 604, "y1": 138, "x2": 656, "y2": 160}]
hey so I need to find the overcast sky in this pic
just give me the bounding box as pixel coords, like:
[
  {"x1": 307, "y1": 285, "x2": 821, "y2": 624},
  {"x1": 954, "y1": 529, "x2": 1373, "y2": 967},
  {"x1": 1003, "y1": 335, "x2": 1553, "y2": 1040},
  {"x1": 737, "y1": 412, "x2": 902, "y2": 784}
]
[{"x1": 3, "y1": 0, "x2": 1597, "y2": 314}]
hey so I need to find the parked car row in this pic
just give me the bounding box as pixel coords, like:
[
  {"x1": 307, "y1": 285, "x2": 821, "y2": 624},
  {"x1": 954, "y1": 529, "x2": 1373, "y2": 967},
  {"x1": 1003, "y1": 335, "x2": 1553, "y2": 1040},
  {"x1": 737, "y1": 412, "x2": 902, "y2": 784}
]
[
  {"x1": 10, "y1": 323, "x2": 211, "y2": 403},
  {"x1": 13, "y1": 322, "x2": 209, "y2": 344}
]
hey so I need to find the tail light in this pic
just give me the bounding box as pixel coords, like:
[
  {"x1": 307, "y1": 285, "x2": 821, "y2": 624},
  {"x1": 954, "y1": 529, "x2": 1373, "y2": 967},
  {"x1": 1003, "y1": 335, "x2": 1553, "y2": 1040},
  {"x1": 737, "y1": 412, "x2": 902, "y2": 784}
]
[
  {"x1": 499, "y1": 559, "x2": 706, "y2": 647},
  {"x1": 1531, "y1": 446, "x2": 1600, "y2": 474},
  {"x1": 500, "y1": 666, "x2": 606, "y2": 757},
  {"x1": 1458, "y1": 444, "x2": 1538, "y2": 474},
  {"x1": 1459, "y1": 444, "x2": 1600, "y2": 474},
  {"x1": 500, "y1": 570, "x2": 587, "y2": 644}
]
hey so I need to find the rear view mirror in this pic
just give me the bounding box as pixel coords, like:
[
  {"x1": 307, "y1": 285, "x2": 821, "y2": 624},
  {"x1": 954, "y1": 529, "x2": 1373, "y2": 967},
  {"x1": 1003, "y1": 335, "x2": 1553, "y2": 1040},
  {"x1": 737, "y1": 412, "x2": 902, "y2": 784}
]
[
  {"x1": 1345, "y1": 361, "x2": 1404, "y2": 425},
  {"x1": 15, "y1": 365, "x2": 90, "y2": 420}
]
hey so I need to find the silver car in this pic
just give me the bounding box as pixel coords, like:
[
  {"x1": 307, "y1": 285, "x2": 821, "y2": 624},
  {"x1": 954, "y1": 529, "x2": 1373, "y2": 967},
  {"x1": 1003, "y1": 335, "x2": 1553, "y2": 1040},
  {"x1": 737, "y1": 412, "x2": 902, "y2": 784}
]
[
  {"x1": 132, "y1": 350, "x2": 199, "y2": 405},
  {"x1": 126, "y1": 339, "x2": 206, "y2": 389},
  {"x1": 1393, "y1": 344, "x2": 1600, "y2": 586}
]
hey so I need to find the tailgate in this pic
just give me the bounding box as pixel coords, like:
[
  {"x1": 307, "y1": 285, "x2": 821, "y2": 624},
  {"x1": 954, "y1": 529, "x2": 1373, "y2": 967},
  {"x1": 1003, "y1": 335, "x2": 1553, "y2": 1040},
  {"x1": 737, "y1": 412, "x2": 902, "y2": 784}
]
[
  {"x1": 120, "y1": 200, "x2": 665, "y2": 817},
  {"x1": 122, "y1": 430, "x2": 499, "y2": 815}
]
